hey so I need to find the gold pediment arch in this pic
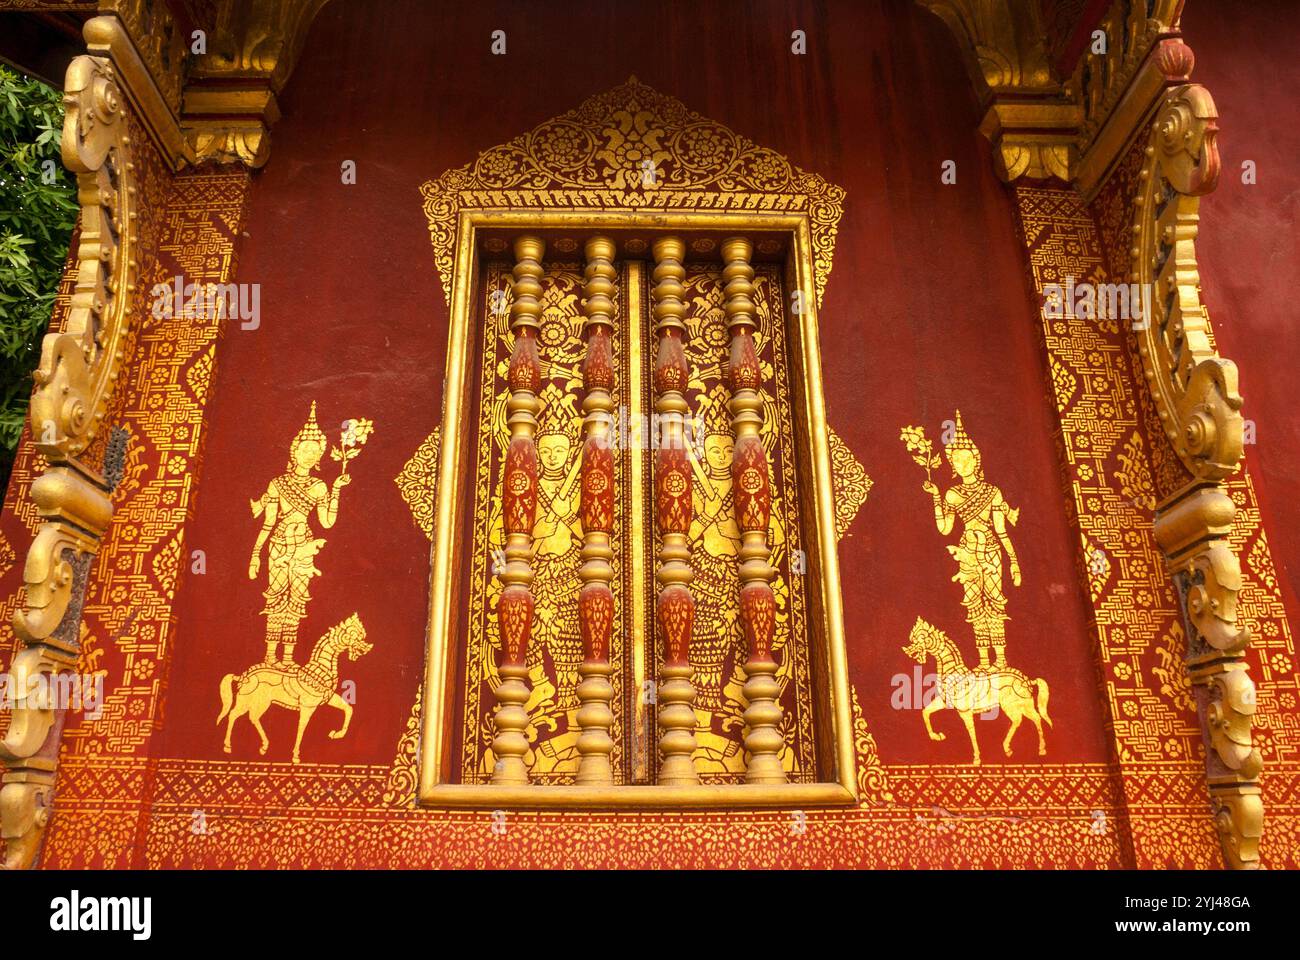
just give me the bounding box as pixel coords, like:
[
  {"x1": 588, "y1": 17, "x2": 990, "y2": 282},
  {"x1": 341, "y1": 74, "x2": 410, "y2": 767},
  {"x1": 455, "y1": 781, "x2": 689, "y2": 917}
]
[{"x1": 419, "y1": 76, "x2": 845, "y2": 306}]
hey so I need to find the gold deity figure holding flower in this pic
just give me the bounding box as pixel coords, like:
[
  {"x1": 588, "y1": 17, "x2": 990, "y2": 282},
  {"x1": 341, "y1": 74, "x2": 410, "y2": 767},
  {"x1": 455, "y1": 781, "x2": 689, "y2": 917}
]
[
  {"x1": 902, "y1": 411, "x2": 1020, "y2": 668},
  {"x1": 249, "y1": 403, "x2": 373, "y2": 665}
]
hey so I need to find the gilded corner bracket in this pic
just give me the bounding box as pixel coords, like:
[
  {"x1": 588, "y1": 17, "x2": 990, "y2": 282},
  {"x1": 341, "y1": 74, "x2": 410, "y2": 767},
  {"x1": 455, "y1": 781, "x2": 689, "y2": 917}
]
[
  {"x1": 2, "y1": 1, "x2": 333, "y2": 170},
  {"x1": 0, "y1": 53, "x2": 135, "y2": 869},
  {"x1": 918, "y1": 0, "x2": 1077, "y2": 182},
  {"x1": 181, "y1": 0, "x2": 331, "y2": 167},
  {"x1": 917, "y1": 0, "x2": 1186, "y2": 188},
  {"x1": 1135, "y1": 84, "x2": 1260, "y2": 869}
]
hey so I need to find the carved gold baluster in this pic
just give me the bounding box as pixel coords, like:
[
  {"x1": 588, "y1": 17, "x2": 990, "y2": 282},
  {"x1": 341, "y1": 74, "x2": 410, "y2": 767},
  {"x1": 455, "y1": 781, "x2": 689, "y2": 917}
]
[
  {"x1": 576, "y1": 236, "x2": 617, "y2": 785},
  {"x1": 722, "y1": 237, "x2": 787, "y2": 785},
  {"x1": 2, "y1": 53, "x2": 132, "y2": 869},
  {"x1": 651, "y1": 236, "x2": 699, "y2": 786},
  {"x1": 491, "y1": 235, "x2": 544, "y2": 786},
  {"x1": 1135, "y1": 85, "x2": 1261, "y2": 868}
]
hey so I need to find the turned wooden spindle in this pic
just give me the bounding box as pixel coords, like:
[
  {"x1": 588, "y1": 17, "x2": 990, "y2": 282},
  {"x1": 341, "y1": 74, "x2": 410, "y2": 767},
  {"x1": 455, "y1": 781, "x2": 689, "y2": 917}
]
[
  {"x1": 651, "y1": 236, "x2": 699, "y2": 786},
  {"x1": 576, "y1": 236, "x2": 617, "y2": 785},
  {"x1": 491, "y1": 235, "x2": 545, "y2": 786},
  {"x1": 722, "y1": 237, "x2": 786, "y2": 784}
]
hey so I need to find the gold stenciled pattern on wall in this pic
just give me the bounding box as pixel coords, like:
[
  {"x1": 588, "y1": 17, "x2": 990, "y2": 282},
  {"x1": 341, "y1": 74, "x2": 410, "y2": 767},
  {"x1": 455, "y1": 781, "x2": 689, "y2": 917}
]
[
  {"x1": 459, "y1": 263, "x2": 630, "y2": 783},
  {"x1": 1012, "y1": 182, "x2": 1300, "y2": 866},
  {"x1": 46, "y1": 754, "x2": 1147, "y2": 868},
  {"x1": 1225, "y1": 474, "x2": 1300, "y2": 766},
  {"x1": 394, "y1": 430, "x2": 441, "y2": 539},
  {"x1": 676, "y1": 264, "x2": 816, "y2": 781},
  {"x1": 65, "y1": 174, "x2": 249, "y2": 756},
  {"x1": 0, "y1": 160, "x2": 250, "y2": 874},
  {"x1": 418, "y1": 77, "x2": 845, "y2": 309},
  {"x1": 1016, "y1": 186, "x2": 1196, "y2": 760},
  {"x1": 0, "y1": 126, "x2": 247, "y2": 756},
  {"x1": 828, "y1": 430, "x2": 872, "y2": 538}
]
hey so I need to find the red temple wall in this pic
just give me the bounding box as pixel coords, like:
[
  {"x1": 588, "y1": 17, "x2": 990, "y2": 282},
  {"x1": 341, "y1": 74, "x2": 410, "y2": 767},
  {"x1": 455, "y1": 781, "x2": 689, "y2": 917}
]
[
  {"x1": 165, "y1": 0, "x2": 1112, "y2": 764},
  {"x1": 1180, "y1": 0, "x2": 1300, "y2": 615}
]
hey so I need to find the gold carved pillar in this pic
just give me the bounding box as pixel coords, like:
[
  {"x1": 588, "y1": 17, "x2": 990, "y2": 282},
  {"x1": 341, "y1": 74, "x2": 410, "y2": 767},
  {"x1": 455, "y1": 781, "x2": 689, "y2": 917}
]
[
  {"x1": 491, "y1": 236, "x2": 545, "y2": 786},
  {"x1": 0, "y1": 54, "x2": 133, "y2": 868},
  {"x1": 721, "y1": 238, "x2": 786, "y2": 784},
  {"x1": 651, "y1": 237, "x2": 699, "y2": 786},
  {"x1": 1135, "y1": 85, "x2": 1261, "y2": 868},
  {"x1": 575, "y1": 237, "x2": 617, "y2": 785}
]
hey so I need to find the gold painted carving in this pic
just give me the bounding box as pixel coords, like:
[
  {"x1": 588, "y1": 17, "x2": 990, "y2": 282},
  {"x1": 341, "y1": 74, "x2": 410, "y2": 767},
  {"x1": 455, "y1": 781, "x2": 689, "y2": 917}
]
[
  {"x1": 186, "y1": 0, "x2": 331, "y2": 91},
  {"x1": 421, "y1": 214, "x2": 857, "y2": 808},
  {"x1": 977, "y1": 101, "x2": 1079, "y2": 182},
  {"x1": 489, "y1": 237, "x2": 546, "y2": 786},
  {"x1": 22, "y1": 3, "x2": 330, "y2": 169},
  {"x1": 575, "y1": 236, "x2": 617, "y2": 785},
  {"x1": 917, "y1": 0, "x2": 1056, "y2": 96},
  {"x1": 918, "y1": 0, "x2": 1078, "y2": 182},
  {"x1": 458, "y1": 262, "x2": 632, "y2": 785},
  {"x1": 1132, "y1": 84, "x2": 1240, "y2": 480},
  {"x1": 36, "y1": 55, "x2": 135, "y2": 464},
  {"x1": 1, "y1": 52, "x2": 133, "y2": 869},
  {"x1": 418, "y1": 77, "x2": 845, "y2": 308},
  {"x1": 918, "y1": 0, "x2": 1188, "y2": 188},
  {"x1": 81, "y1": 14, "x2": 194, "y2": 170},
  {"x1": 418, "y1": 82, "x2": 857, "y2": 807},
  {"x1": 1071, "y1": 0, "x2": 1187, "y2": 196},
  {"x1": 99, "y1": 0, "x2": 186, "y2": 113},
  {"x1": 721, "y1": 238, "x2": 786, "y2": 785},
  {"x1": 1153, "y1": 485, "x2": 1261, "y2": 869},
  {"x1": 183, "y1": 0, "x2": 329, "y2": 167},
  {"x1": 650, "y1": 236, "x2": 699, "y2": 786},
  {"x1": 1133, "y1": 85, "x2": 1259, "y2": 869}
]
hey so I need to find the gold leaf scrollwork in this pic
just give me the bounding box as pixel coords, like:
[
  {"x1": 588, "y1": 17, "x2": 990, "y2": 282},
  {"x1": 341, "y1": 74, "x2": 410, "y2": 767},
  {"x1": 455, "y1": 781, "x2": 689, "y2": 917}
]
[
  {"x1": 2, "y1": 54, "x2": 132, "y2": 870},
  {"x1": 35, "y1": 55, "x2": 135, "y2": 462},
  {"x1": 418, "y1": 77, "x2": 844, "y2": 309},
  {"x1": 1138, "y1": 87, "x2": 1259, "y2": 868},
  {"x1": 849, "y1": 685, "x2": 892, "y2": 806},
  {"x1": 1132, "y1": 84, "x2": 1241, "y2": 481}
]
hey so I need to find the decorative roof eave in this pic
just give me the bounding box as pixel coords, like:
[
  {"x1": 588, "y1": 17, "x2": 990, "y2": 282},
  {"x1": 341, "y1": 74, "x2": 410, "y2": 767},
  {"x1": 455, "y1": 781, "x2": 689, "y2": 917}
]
[
  {"x1": 917, "y1": 0, "x2": 1187, "y2": 194},
  {"x1": 0, "y1": 0, "x2": 332, "y2": 169}
]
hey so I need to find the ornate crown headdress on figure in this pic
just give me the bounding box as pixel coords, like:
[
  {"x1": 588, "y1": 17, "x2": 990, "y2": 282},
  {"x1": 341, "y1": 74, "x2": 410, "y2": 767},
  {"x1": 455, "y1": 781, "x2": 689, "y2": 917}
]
[
  {"x1": 945, "y1": 409, "x2": 983, "y2": 475},
  {"x1": 535, "y1": 383, "x2": 581, "y2": 447},
  {"x1": 288, "y1": 401, "x2": 328, "y2": 469},
  {"x1": 701, "y1": 383, "x2": 734, "y2": 440}
]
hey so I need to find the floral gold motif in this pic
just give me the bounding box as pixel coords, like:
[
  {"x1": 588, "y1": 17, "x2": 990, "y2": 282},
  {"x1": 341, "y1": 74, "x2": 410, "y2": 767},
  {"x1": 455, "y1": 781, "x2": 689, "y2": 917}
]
[{"x1": 418, "y1": 77, "x2": 844, "y2": 308}]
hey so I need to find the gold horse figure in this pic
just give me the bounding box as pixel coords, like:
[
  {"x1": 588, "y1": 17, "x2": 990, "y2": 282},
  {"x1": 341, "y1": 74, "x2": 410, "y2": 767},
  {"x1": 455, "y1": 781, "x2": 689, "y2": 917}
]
[
  {"x1": 902, "y1": 617, "x2": 1050, "y2": 765},
  {"x1": 218, "y1": 613, "x2": 371, "y2": 764}
]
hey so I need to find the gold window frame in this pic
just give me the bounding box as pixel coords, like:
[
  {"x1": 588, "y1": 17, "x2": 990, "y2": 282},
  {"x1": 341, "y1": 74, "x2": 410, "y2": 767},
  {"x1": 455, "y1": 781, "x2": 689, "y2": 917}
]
[{"x1": 419, "y1": 208, "x2": 856, "y2": 808}]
